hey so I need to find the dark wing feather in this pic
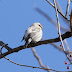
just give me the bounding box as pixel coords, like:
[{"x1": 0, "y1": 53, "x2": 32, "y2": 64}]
[
  {"x1": 21, "y1": 30, "x2": 27, "y2": 42},
  {"x1": 25, "y1": 32, "x2": 37, "y2": 45},
  {"x1": 21, "y1": 36, "x2": 25, "y2": 42}
]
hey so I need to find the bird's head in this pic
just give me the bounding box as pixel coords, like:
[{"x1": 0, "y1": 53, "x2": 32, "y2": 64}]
[{"x1": 32, "y1": 22, "x2": 43, "y2": 29}]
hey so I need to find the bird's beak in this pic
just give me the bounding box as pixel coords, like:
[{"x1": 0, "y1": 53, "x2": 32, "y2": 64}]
[
  {"x1": 40, "y1": 24, "x2": 43, "y2": 29},
  {"x1": 41, "y1": 26, "x2": 43, "y2": 29}
]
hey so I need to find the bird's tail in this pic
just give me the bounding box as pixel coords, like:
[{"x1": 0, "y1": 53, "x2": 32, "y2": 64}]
[
  {"x1": 25, "y1": 38, "x2": 32, "y2": 48},
  {"x1": 21, "y1": 37, "x2": 25, "y2": 42},
  {"x1": 21, "y1": 39, "x2": 23, "y2": 42}
]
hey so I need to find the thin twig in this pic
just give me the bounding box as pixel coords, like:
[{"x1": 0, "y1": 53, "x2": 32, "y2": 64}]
[
  {"x1": 31, "y1": 48, "x2": 44, "y2": 68},
  {"x1": 0, "y1": 44, "x2": 8, "y2": 54},
  {"x1": 53, "y1": 0, "x2": 65, "y2": 51},
  {"x1": 63, "y1": 39, "x2": 70, "y2": 51},
  {"x1": 0, "y1": 40, "x2": 12, "y2": 51},
  {"x1": 3, "y1": 56, "x2": 72, "y2": 71},
  {"x1": 48, "y1": 0, "x2": 70, "y2": 52},
  {"x1": 55, "y1": 0, "x2": 63, "y2": 13},
  {"x1": 31, "y1": 47, "x2": 51, "y2": 72},
  {"x1": 70, "y1": 10, "x2": 72, "y2": 31},
  {"x1": 50, "y1": 43, "x2": 64, "y2": 52},
  {"x1": 0, "y1": 44, "x2": 71, "y2": 71},
  {"x1": 35, "y1": 8, "x2": 70, "y2": 32},
  {"x1": 46, "y1": 0, "x2": 69, "y2": 21},
  {"x1": 53, "y1": 0, "x2": 72, "y2": 64},
  {"x1": 49, "y1": 0, "x2": 70, "y2": 51},
  {"x1": 4, "y1": 57, "x2": 57, "y2": 71},
  {"x1": 65, "y1": 0, "x2": 70, "y2": 17},
  {"x1": 51, "y1": 43, "x2": 72, "y2": 64},
  {"x1": 0, "y1": 44, "x2": 53, "y2": 71}
]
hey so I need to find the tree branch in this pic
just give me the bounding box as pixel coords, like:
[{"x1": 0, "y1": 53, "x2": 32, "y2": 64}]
[
  {"x1": 70, "y1": 10, "x2": 72, "y2": 31},
  {"x1": 65, "y1": 0, "x2": 70, "y2": 18},
  {"x1": 35, "y1": 8, "x2": 70, "y2": 32},
  {"x1": 46, "y1": 0, "x2": 69, "y2": 21},
  {"x1": 0, "y1": 40, "x2": 12, "y2": 51},
  {"x1": 31, "y1": 47, "x2": 51, "y2": 72},
  {"x1": 53, "y1": 0, "x2": 65, "y2": 51},
  {"x1": 0, "y1": 31, "x2": 72, "y2": 59},
  {"x1": 4, "y1": 57, "x2": 57, "y2": 71}
]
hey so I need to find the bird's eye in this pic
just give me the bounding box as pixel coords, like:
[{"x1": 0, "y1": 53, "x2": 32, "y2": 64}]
[{"x1": 39, "y1": 25, "x2": 41, "y2": 26}]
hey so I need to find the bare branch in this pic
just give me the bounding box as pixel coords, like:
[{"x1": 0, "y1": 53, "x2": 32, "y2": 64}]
[
  {"x1": 65, "y1": 0, "x2": 70, "y2": 17},
  {"x1": 50, "y1": 43, "x2": 64, "y2": 52},
  {"x1": 46, "y1": 0, "x2": 69, "y2": 21},
  {"x1": 4, "y1": 57, "x2": 56, "y2": 71},
  {"x1": 31, "y1": 47, "x2": 51, "y2": 72},
  {"x1": 0, "y1": 31, "x2": 71, "y2": 59},
  {"x1": 51, "y1": 43, "x2": 72, "y2": 64},
  {"x1": 35, "y1": 8, "x2": 70, "y2": 32},
  {"x1": 63, "y1": 39, "x2": 70, "y2": 51},
  {"x1": 53, "y1": 0, "x2": 72, "y2": 64},
  {"x1": 55, "y1": 0, "x2": 63, "y2": 13},
  {"x1": 31, "y1": 48, "x2": 44, "y2": 68},
  {"x1": 70, "y1": 10, "x2": 72, "y2": 31},
  {"x1": 53, "y1": 0, "x2": 65, "y2": 51},
  {"x1": 0, "y1": 40, "x2": 12, "y2": 51}
]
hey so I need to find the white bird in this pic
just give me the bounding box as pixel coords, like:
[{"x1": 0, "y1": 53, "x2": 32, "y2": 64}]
[{"x1": 21, "y1": 22, "x2": 43, "y2": 47}]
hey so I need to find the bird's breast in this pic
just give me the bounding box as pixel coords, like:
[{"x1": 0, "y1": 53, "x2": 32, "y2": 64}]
[{"x1": 32, "y1": 30, "x2": 42, "y2": 42}]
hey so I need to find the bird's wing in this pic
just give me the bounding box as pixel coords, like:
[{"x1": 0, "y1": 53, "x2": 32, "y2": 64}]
[
  {"x1": 21, "y1": 36, "x2": 25, "y2": 42},
  {"x1": 25, "y1": 32, "x2": 34, "y2": 40},
  {"x1": 25, "y1": 31, "x2": 37, "y2": 47},
  {"x1": 21, "y1": 28, "x2": 32, "y2": 42},
  {"x1": 32, "y1": 27, "x2": 40, "y2": 32},
  {"x1": 21, "y1": 27, "x2": 40, "y2": 42},
  {"x1": 25, "y1": 31, "x2": 37, "y2": 42},
  {"x1": 21, "y1": 30, "x2": 28, "y2": 42}
]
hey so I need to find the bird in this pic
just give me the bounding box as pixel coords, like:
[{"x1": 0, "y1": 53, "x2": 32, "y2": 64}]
[{"x1": 21, "y1": 22, "x2": 43, "y2": 47}]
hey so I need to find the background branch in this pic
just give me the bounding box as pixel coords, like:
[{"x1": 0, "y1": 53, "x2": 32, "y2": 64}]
[
  {"x1": 65, "y1": 0, "x2": 70, "y2": 18},
  {"x1": 31, "y1": 47, "x2": 51, "y2": 72},
  {"x1": 46, "y1": 0, "x2": 69, "y2": 20},
  {"x1": 4, "y1": 57, "x2": 56, "y2": 71},
  {"x1": 70, "y1": 10, "x2": 72, "y2": 31},
  {"x1": 35, "y1": 8, "x2": 70, "y2": 32}
]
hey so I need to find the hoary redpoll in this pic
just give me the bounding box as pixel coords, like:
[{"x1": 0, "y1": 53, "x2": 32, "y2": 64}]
[{"x1": 21, "y1": 22, "x2": 43, "y2": 47}]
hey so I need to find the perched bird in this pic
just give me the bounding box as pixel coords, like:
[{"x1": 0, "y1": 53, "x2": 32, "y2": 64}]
[{"x1": 21, "y1": 22, "x2": 43, "y2": 47}]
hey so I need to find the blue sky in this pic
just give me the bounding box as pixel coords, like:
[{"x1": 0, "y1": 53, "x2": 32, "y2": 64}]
[{"x1": 0, "y1": 0, "x2": 72, "y2": 72}]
